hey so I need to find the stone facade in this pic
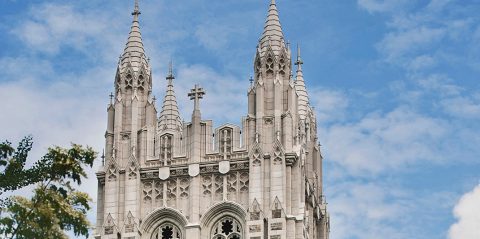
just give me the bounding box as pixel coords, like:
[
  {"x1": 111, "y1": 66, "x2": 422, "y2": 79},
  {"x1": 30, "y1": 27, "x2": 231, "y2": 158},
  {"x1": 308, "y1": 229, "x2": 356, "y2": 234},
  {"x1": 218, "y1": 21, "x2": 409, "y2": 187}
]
[{"x1": 95, "y1": 0, "x2": 330, "y2": 238}]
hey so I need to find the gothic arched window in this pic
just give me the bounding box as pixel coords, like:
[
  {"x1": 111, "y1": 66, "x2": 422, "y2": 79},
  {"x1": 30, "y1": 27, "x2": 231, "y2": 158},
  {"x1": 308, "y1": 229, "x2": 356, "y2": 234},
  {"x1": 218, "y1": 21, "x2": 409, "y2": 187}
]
[
  {"x1": 160, "y1": 134, "x2": 173, "y2": 165},
  {"x1": 219, "y1": 128, "x2": 233, "y2": 156},
  {"x1": 151, "y1": 223, "x2": 182, "y2": 239},
  {"x1": 211, "y1": 217, "x2": 242, "y2": 239}
]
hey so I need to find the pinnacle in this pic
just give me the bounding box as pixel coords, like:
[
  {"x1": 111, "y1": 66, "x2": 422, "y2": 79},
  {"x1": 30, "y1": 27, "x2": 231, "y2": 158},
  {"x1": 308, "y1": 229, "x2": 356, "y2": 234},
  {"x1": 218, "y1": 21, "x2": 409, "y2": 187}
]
[
  {"x1": 259, "y1": 0, "x2": 286, "y2": 56},
  {"x1": 158, "y1": 63, "x2": 182, "y2": 132},
  {"x1": 119, "y1": 0, "x2": 148, "y2": 73},
  {"x1": 295, "y1": 44, "x2": 309, "y2": 120}
]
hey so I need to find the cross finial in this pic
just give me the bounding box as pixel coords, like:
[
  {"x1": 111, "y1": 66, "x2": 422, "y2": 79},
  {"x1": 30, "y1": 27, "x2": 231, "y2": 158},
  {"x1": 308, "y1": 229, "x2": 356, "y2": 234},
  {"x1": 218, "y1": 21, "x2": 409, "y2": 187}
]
[
  {"x1": 132, "y1": 0, "x2": 141, "y2": 16},
  {"x1": 109, "y1": 92, "x2": 114, "y2": 104},
  {"x1": 152, "y1": 95, "x2": 156, "y2": 103},
  {"x1": 249, "y1": 76, "x2": 254, "y2": 85},
  {"x1": 295, "y1": 44, "x2": 303, "y2": 66},
  {"x1": 167, "y1": 60, "x2": 174, "y2": 81},
  {"x1": 188, "y1": 84, "x2": 205, "y2": 111}
]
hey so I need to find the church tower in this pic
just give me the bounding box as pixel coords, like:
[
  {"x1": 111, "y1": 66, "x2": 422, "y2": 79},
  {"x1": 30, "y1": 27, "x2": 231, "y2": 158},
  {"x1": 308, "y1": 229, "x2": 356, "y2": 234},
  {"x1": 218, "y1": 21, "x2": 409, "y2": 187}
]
[{"x1": 95, "y1": 1, "x2": 329, "y2": 239}]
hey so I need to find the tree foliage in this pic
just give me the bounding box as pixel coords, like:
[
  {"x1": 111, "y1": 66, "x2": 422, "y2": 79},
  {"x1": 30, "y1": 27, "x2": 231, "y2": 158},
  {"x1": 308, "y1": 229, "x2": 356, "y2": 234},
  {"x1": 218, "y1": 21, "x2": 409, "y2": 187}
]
[{"x1": 0, "y1": 136, "x2": 97, "y2": 239}]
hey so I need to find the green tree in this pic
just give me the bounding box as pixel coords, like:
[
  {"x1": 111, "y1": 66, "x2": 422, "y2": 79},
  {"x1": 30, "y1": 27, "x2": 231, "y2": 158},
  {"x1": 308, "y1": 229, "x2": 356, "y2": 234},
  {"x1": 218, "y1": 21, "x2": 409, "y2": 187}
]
[{"x1": 0, "y1": 136, "x2": 97, "y2": 239}]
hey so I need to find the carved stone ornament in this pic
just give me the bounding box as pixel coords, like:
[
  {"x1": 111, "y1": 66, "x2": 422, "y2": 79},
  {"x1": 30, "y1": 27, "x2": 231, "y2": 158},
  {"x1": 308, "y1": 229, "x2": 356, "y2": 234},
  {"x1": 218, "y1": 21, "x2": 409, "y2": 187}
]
[
  {"x1": 188, "y1": 163, "x2": 200, "y2": 177},
  {"x1": 159, "y1": 166, "x2": 170, "y2": 180},
  {"x1": 219, "y1": 160, "x2": 230, "y2": 174}
]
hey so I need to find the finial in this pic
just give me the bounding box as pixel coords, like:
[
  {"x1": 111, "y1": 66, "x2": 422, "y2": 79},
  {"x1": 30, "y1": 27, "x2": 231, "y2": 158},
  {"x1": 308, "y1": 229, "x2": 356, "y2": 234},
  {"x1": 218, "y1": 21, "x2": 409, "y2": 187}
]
[
  {"x1": 188, "y1": 84, "x2": 206, "y2": 112},
  {"x1": 271, "y1": 0, "x2": 276, "y2": 5},
  {"x1": 249, "y1": 76, "x2": 254, "y2": 85},
  {"x1": 132, "y1": 0, "x2": 141, "y2": 16},
  {"x1": 167, "y1": 60, "x2": 174, "y2": 80},
  {"x1": 109, "y1": 92, "x2": 114, "y2": 104},
  {"x1": 295, "y1": 44, "x2": 303, "y2": 67},
  {"x1": 101, "y1": 149, "x2": 105, "y2": 166},
  {"x1": 152, "y1": 95, "x2": 156, "y2": 103}
]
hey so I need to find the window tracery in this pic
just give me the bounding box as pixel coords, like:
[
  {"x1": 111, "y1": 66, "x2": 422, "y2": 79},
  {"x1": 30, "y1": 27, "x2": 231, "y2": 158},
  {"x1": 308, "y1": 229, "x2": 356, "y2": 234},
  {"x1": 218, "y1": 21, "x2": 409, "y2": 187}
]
[
  {"x1": 143, "y1": 181, "x2": 153, "y2": 203},
  {"x1": 125, "y1": 74, "x2": 133, "y2": 89},
  {"x1": 154, "y1": 181, "x2": 163, "y2": 205},
  {"x1": 160, "y1": 134, "x2": 173, "y2": 165},
  {"x1": 220, "y1": 128, "x2": 233, "y2": 156},
  {"x1": 252, "y1": 148, "x2": 261, "y2": 167},
  {"x1": 278, "y1": 57, "x2": 286, "y2": 75},
  {"x1": 211, "y1": 217, "x2": 242, "y2": 239},
  {"x1": 151, "y1": 223, "x2": 182, "y2": 239},
  {"x1": 266, "y1": 57, "x2": 274, "y2": 74}
]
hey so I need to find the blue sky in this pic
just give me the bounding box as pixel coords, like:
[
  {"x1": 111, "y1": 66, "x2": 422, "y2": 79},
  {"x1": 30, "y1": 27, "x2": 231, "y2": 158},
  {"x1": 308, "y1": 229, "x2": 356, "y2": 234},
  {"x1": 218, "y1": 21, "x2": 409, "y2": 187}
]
[{"x1": 0, "y1": 0, "x2": 479, "y2": 238}]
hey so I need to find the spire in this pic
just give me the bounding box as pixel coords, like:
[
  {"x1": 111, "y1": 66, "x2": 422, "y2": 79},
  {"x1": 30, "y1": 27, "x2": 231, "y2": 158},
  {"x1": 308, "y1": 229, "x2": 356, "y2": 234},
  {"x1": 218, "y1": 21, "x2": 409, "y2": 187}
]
[
  {"x1": 158, "y1": 61, "x2": 182, "y2": 131},
  {"x1": 119, "y1": 0, "x2": 148, "y2": 73},
  {"x1": 295, "y1": 44, "x2": 309, "y2": 120},
  {"x1": 259, "y1": 0, "x2": 286, "y2": 56}
]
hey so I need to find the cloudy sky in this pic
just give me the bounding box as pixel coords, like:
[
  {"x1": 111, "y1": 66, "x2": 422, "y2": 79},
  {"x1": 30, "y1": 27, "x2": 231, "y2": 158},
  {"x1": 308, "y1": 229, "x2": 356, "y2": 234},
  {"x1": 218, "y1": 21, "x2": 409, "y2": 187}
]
[{"x1": 1, "y1": 0, "x2": 479, "y2": 238}]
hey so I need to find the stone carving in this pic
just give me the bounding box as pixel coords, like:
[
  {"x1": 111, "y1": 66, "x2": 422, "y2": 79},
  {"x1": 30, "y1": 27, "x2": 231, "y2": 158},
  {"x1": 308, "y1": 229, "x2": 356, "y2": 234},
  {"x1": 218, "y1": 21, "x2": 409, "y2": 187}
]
[
  {"x1": 219, "y1": 160, "x2": 230, "y2": 174},
  {"x1": 227, "y1": 173, "x2": 237, "y2": 194},
  {"x1": 272, "y1": 197, "x2": 283, "y2": 219},
  {"x1": 200, "y1": 165, "x2": 219, "y2": 174},
  {"x1": 151, "y1": 223, "x2": 182, "y2": 239},
  {"x1": 127, "y1": 158, "x2": 137, "y2": 180},
  {"x1": 202, "y1": 175, "x2": 212, "y2": 196},
  {"x1": 273, "y1": 144, "x2": 283, "y2": 165},
  {"x1": 107, "y1": 160, "x2": 117, "y2": 182},
  {"x1": 220, "y1": 128, "x2": 233, "y2": 156},
  {"x1": 179, "y1": 178, "x2": 189, "y2": 198},
  {"x1": 143, "y1": 181, "x2": 153, "y2": 203},
  {"x1": 167, "y1": 179, "x2": 177, "y2": 206},
  {"x1": 188, "y1": 163, "x2": 200, "y2": 177},
  {"x1": 211, "y1": 217, "x2": 242, "y2": 239},
  {"x1": 159, "y1": 167, "x2": 170, "y2": 180},
  {"x1": 104, "y1": 213, "x2": 115, "y2": 235},
  {"x1": 271, "y1": 222, "x2": 282, "y2": 230},
  {"x1": 252, "y1": 148, "x2": 261, "y2": 167},
  {"x1": 249, "y1": 225, "x2": 261, "y2": 233},
  {"x1": 154, "y1": 180, "x2": 163, "y2": 205},
  {"x1": 214, "y1": 175, "x2": 223, "y2": 201},
  {"x1": 239, "y1": 172, "x2": 249, "y2": 193},
  {"x1": 124, "y1": 211, "x2": 135, "y2": 233},
  {"x1": 250, "y1": 199, "x2": 262, "y2": 220},
  {"x1": 160, "y1": 134, "x2": 173, "y2": 165}
]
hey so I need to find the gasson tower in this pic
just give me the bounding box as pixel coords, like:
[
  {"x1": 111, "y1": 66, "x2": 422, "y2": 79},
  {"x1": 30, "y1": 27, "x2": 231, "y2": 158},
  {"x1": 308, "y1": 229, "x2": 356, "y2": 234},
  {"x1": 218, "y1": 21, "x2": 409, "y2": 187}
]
[{"x1": 95, "y1": 1, "x2": 330, "y2": 238}]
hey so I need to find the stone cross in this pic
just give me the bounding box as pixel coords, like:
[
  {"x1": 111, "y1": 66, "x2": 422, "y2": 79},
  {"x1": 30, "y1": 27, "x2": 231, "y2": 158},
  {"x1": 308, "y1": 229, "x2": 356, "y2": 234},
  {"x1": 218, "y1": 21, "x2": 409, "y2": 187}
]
[{"x1": 188, "y1": 84, "x2": 205, "y2": 111}]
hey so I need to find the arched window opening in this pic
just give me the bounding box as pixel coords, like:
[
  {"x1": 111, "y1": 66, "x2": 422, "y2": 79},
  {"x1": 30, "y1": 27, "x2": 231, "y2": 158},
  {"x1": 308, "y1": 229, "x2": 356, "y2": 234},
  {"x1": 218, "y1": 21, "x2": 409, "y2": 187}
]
[
  {"x1": 266, "y1": 57, "x2": 274, "y2": 74},
  {"x1": 219, "y1": 128, "x2": 233, "y2": 157},
  {"x1": 160, "y1": 134, "x2": 173, "y2": 165},
  {"x1": 125, "y1": 74, "x2": 133, "y2": 89},
  {"x1": 151, "y1": 223, "x2": 182, "y2": 239},
  {"x1": 211, "y1": 217, "x2": 242, "y2": 239}
]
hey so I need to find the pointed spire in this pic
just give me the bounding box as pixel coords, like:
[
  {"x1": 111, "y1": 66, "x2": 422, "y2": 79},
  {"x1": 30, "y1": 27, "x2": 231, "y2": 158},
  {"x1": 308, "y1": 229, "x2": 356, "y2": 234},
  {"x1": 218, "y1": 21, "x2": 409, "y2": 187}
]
[
  {"x1": 259, "y1": 0, "x2": 286, "y2": 56},
  {"x1": 119, "y1": 0, "x2": 148, "y2": 73},
  {"x1": 158, "y1": 61, "x2": 182, "y2": 131},
  {"x1": 295, "y1": 44, "x2": 309, "y2": 120}
]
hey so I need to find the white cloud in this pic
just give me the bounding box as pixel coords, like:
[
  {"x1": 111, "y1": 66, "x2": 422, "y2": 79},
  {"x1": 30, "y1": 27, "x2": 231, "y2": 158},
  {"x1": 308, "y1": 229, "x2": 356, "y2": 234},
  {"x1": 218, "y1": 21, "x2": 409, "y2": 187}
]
[
  {"x1": 441, "y1": 96, "x2": 480, "y2": 119},
  {"x1": 449, "y1": 184, "x2": 480, "y2": 239},
  {"x1": 357, "y1": 0, "x2": 408, "y2": 14},
  {"x1": 417, "y1": 74, "x2": 463, "y2": 96},
  {"x1": 11, "y1": 3, "x2": 123, "y2": 60},
  {"x1": 172, "y1": 64, "x2": 247, "y2": 125},
  {"x1": 377, "y1": 26, "x2": 445, "y2": 62},
  {"x1": 322, "y1": 107, "x2": 448, "y2": 176},
  {"x1": 310, "y1": 88, "x2": 349, "y2": 123}
]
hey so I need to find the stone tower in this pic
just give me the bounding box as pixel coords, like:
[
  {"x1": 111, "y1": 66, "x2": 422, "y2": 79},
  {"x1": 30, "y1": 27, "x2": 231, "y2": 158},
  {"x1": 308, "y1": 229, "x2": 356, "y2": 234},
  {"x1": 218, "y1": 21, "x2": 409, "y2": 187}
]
[{"x1": 95, "y1": 1, "x2": 330, "y2": 239}]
